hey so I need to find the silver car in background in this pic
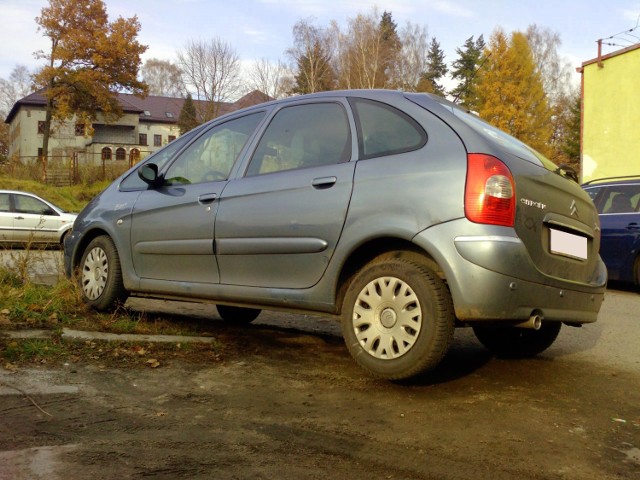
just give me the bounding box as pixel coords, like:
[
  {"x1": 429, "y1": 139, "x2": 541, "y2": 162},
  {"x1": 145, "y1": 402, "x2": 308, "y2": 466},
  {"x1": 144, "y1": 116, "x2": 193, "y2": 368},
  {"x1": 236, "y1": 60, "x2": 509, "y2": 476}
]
[
  {"x1": 0, "y1": 190, "x2": 76, "y2": 246},
  {"x1": 64, "y1": 90, "x2": 606, "y2": 380}
]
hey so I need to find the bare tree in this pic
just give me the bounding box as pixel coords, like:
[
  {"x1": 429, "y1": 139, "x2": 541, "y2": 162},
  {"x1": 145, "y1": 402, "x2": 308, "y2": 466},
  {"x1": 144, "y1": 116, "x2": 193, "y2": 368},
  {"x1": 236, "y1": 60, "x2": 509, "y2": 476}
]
[
  {"x1": 141, "y1": 58, "x2": 185, "y2": 97},
  {"x1": 246, "y1": 58, "x2": 291, "y2": 100},
  {"x1": 391, "y1": 22, "x2": 429, "y2": 91},
  {"x1": 287, "y1": 19, "x2": 335, "y2": 94},
  {"x1": 525, "y1": 25, "x2": 574, "y2": 104},
  {"x1": 525, "y1": 25, "x2": 576, "y2": 162},
  {"x1": 0, "y1": 65, "x2": 34, "y2": 118},
  {"x1": 329, "y1": 9, "x2": 399, "y2": 90},
  {"x1": 177, "y1": 38, "x2": 242, "y2": 121}
]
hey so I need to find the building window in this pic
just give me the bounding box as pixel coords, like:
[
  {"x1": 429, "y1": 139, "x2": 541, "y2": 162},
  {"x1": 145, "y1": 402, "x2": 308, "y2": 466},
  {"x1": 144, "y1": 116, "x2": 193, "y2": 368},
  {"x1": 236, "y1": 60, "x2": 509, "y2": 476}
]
[
  {"x1": 101, "y1": 147, "x2": 112, "y2": 161},
  {"x1": 116, "y1": 147, "x2": 126, "y2": 161},
  {"x1": 38, "y1": 121, "x2": 45, "y2": 134},
  {"x1": 139, "y1": 133, "x2": 147, "y2": 146},
  {"x1": 154, "y1": 134, "x2": 162, "y2": 147},
  {"x1": 168, "y1": 135, "x2": 176, "y2": 143},
  {"x1": 75, "y1": 123, "x2": 85, "y2": 136}
]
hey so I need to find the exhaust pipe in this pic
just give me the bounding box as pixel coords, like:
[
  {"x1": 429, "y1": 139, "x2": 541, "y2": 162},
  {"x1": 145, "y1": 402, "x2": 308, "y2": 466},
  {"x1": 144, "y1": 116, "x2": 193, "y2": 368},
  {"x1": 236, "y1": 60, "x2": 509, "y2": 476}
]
[{"x1": 515, "y1": 313, "x2": 543, "y2": 330}]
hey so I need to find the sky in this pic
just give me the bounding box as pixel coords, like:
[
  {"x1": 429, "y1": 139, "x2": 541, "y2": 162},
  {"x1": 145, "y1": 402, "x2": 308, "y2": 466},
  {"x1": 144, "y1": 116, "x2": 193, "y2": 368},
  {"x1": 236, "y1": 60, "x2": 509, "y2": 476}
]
[{"x1": 1, "y1": 0, "x2": 640, "y2": 89}]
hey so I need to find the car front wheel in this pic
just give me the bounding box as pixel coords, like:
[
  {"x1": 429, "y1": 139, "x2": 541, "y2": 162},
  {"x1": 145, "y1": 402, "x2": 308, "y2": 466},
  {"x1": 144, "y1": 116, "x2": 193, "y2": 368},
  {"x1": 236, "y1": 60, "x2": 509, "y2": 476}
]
[
  {"x1": 472, "y1": 322, "x2": 562, "y2": 358},
  {"x1": 341, "y1": 254, "x2": 455, "y2": 380},
  {"x1": 79, "y1": 235, "x2": 128, "y2": 311}
]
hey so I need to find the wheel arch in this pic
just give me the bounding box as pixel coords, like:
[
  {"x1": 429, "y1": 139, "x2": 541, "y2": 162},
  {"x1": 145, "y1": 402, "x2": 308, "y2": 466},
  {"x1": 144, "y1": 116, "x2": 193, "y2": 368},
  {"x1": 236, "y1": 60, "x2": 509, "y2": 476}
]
[
  {"x1": 70, "y1": 227, "x2": 112, "y2": 274},
  {"x1": 334, "y1": 237, "x2": 447, "y2": 315}
]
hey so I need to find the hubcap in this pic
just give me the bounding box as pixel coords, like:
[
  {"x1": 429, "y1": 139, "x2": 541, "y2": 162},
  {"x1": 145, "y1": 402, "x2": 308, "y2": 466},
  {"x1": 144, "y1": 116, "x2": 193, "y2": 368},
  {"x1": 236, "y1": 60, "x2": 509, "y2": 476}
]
[
  {"x1": 82, "y1": 247, "x2": 108, "y2": 300},
  {"x1": 352, "y1": 276, "x2": 422, "y2": 360}
]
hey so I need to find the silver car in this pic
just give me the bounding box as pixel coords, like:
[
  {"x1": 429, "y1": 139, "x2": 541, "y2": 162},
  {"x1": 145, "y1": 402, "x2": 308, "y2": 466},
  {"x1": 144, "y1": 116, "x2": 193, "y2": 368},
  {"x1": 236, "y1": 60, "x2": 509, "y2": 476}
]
[
  {"x1": 64, "y1": 90, "x2": 607, "y2": 380},
  {"x1": 0, "y1": 190, "x2": 76, "y2": 245}
]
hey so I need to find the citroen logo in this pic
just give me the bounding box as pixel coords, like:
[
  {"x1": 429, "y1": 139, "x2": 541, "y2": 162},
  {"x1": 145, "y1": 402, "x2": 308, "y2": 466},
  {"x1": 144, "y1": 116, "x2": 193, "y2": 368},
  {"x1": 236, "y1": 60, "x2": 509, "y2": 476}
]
[{"x1": 569, "y1": 200, "x2": 578, "y2": 217}]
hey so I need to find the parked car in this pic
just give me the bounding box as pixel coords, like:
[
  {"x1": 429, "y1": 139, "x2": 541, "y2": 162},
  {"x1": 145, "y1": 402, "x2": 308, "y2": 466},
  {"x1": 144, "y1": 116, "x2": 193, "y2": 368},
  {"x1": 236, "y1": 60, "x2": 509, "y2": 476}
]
[
  {"x1": 582, "y1": 176, "x2": 640, "y2": 286},
  {"x1": 0, "y1": 190, "x2": 77, "y2": 246},
  {"x1": 64, "y1": 90, "x2": 607, "y2": 380}
]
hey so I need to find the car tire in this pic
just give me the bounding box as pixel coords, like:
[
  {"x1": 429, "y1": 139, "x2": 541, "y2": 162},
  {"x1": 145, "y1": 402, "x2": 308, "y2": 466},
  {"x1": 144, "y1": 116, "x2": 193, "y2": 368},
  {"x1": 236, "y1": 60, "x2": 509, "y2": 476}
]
[
  {"x1": 79, "y1": 235, "x2": 128, "y2": 311},
  {"x1": 216, "y1": 305, "x2": 261, "y2": 324},
  {"x1": 341, "y1": 254, "x2": 455, "y2": 381},
  {"x1": 472, "y1": 321, "x2": 562, "y2": 358}
]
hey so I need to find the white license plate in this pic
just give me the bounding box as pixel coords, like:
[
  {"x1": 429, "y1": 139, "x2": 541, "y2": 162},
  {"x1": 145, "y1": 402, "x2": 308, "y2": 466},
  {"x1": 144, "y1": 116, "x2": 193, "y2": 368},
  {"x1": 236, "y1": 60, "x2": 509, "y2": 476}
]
[{"x1": 549, "y1": 228, "x2": 588, "y2": 260}]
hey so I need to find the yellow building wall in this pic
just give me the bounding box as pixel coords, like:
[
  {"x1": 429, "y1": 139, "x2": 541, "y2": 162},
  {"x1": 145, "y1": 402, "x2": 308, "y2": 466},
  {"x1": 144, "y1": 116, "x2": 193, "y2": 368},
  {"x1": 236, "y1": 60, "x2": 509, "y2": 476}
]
[{"x1": 582, "y1": 46, "x2": 640, "y2": 182}]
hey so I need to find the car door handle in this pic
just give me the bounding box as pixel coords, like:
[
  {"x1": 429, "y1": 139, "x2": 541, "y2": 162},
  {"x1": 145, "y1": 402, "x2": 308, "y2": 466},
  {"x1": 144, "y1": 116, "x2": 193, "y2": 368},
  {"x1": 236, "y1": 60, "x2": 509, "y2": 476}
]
[
  {"x1": 311, "y1": 176, "x2": 337, "y2": 189},
  {"x1": 14, "y1": 216, "x2": 24, "y2": 220},
  {"x1": 198, "y1": 193, "x2": 217, "y2": 204},
  {"x1": 627, "y1": 222, "x2": 640, "y2": 230}
]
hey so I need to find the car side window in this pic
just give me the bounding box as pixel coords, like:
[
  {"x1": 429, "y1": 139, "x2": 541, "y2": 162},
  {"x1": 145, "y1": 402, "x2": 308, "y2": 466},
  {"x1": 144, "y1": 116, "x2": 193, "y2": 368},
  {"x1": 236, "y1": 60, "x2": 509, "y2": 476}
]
[
  {"x1": 349, "y1": 98, "x2": 427, "y2": 159},
  {"x1": 0, "y1": 193, "x2": 10, "y2": 212},
  {"x1": 245, "y1": 103, "x2": 351, "y2": 176},
  {"x1": 600, "y1": 185, "x2": 640, "y2": 214},
  {"x1": 14, "y1": 195, "x2": 54, "y2": 216},
  {"x1": 164, "y1": 112, "x2": 265, "y2": 185},
  {"x1": 120, "y1": 125, "x2": 205, "y2": 191}
]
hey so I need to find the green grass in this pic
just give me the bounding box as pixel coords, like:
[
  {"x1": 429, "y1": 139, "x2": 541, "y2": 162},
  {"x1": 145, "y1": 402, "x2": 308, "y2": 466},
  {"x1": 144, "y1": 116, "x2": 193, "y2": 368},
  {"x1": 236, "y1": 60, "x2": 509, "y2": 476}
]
[{"x1": 0, "y1": 176, "x2": 111, "y2": 212}]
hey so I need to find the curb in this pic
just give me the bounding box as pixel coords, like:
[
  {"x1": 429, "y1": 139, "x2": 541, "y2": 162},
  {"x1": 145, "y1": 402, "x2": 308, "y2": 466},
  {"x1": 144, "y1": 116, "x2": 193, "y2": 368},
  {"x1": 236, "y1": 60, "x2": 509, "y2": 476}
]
[{"x1": 1, "y1": 328, "x2": 218, "y2": 344}]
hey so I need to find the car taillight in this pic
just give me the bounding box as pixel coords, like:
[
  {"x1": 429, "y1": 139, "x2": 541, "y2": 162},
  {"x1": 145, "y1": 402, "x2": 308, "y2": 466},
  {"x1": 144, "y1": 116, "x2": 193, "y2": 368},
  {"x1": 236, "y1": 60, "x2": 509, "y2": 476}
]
[{"x1": 465, "y1": 153, "x2": 515, "y2": 227}]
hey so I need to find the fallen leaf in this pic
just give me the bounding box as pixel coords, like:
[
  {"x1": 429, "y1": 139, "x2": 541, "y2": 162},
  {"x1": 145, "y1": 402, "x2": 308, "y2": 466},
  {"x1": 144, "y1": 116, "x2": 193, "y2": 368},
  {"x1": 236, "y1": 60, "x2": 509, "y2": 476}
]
[{"x1": 146, "y1": 358, "x2": 160, "y2": 368}]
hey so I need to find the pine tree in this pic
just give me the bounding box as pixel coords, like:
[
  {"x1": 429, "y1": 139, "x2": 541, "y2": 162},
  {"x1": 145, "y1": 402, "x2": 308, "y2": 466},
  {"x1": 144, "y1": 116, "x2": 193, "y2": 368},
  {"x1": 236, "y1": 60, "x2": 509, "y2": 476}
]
[
  {"x1": 474, "y1": 30, "x2": 552, "y2": 155},
  {"x1": 292, "y1": 40, "x2": 334, "y2": 94},
  {"x1": 417, "y1": 37, "x2": 448, "y2": 96},
  {"x1": 449, "y1": 35, "x2": 485, "y2": 107},
  {"x1": 178, "y1": 93, "x2": 199, "y2": 135},
  {"x1": 560, "y1": 92, "x2": 581, "y2": 171},
  {"x1": 379, "y1": 11, "x2": 400, "y2": 87}
]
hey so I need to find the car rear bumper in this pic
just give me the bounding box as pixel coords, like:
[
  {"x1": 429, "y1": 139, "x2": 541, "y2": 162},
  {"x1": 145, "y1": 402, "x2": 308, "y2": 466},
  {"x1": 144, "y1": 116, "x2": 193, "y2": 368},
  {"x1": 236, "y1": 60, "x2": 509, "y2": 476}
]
[{"x1": 413, "y1": 221, "x2": 607, "y2": 324}]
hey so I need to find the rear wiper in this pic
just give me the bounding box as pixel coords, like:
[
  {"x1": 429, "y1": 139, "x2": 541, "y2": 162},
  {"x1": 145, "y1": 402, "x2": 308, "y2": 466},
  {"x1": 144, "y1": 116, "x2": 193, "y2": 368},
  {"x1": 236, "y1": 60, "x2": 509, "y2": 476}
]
[{"x1": 555, "y1": 164, "x2": 579, "y2": 183}]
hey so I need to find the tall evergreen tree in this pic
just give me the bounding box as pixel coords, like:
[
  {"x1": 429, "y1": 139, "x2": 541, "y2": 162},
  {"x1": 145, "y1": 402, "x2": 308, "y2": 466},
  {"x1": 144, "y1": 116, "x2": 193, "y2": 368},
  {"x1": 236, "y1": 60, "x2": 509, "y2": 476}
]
[
  {"x1": 379, "y1": 11, "x2": 400, "y2": 87},
  {"x1": 417, "y1": 37, "x2": 448, "y2": 96},
  {"x1": 178, "y1": 93, "x2": 199, "y2": 134},
  {"x1": 292, "y1": 40, "x2": 334, "y2": 94},
  {"x1": 560, "y1": 91, "x2": 582, "y2": 172},
  {"x1": 449, "y1": 35, "x2": 485, "y2": 107},
  {"x1": 474, "y1": 30, "x2": 552, "y2": 155}
]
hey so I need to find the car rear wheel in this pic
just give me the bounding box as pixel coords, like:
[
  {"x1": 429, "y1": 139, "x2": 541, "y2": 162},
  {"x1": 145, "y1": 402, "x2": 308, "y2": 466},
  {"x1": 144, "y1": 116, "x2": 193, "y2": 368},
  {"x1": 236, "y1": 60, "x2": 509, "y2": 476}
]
[
  {"x1": 341, "y1": 254, "x2": 455, "y2": 380},
  {"x1": 79, "y1": 235, "x2": 128, "y2": 311},
  {"x1": 472, "y1": 322, "x2": 562, "y2": 358},
  {"x1": 216, "y1": 305, "x2": 261, "y2": 324}
]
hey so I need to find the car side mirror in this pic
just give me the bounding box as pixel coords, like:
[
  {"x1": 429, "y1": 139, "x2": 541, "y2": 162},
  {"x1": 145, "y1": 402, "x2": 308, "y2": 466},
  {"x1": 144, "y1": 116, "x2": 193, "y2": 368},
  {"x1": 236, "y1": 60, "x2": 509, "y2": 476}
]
[{"x1": 138, "y1": 163, "x2": 162, "y2": 187}]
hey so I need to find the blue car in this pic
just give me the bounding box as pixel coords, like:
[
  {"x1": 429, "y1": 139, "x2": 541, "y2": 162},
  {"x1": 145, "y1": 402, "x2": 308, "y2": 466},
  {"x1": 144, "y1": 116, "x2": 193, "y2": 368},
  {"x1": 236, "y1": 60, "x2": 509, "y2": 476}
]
[{"x1": 582, "y1": 176, "x2": 640, "y2": 286}]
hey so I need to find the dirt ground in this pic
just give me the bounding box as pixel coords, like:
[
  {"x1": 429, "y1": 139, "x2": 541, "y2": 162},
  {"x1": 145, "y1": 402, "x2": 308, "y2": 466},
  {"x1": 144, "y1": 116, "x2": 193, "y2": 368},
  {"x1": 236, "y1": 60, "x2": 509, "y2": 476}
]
[{"x1": 1, "y1": 293, "x2": 640, "y2": 480}]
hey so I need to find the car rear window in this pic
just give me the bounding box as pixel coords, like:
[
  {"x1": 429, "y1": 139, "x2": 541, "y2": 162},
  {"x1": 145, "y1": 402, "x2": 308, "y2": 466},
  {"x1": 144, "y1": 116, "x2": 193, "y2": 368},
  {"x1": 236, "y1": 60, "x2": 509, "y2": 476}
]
[{"x1": 349, "y1": 98, "x2": 426, "y2": 159}]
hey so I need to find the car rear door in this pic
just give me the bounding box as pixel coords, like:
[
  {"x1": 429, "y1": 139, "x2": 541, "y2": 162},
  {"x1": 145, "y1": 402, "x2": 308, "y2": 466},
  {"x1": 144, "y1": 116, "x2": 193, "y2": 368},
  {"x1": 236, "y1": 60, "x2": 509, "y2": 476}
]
[{"x1": 214, "y1": 100, "x2": 355, "y2": 288}]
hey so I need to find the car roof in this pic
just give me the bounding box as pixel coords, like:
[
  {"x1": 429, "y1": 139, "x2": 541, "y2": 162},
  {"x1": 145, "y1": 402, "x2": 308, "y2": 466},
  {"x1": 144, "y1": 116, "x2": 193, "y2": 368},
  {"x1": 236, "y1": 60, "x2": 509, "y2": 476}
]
[
  {"x1": 0, "y1": 189, "x2": 42, "y2": 196},
  {"x1": 582, "y1": 175, "x2": 640, "y2": 187}
]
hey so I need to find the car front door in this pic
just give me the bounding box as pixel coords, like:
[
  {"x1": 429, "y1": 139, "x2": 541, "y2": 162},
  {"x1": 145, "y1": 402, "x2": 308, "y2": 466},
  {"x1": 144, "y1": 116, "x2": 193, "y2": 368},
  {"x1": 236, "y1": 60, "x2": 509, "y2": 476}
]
[
  {"x1": 130, "y1": 112, "x2": 265, "y2": 284},
  {"x1": 0, "y1": 192, "x2": 13, "y2": 242},
  {"x1": 214, "y1": 101, "x2": 355, "y2": 288},
  {"x1": 11, "y1": 193, "x2": 59, "y2": 243}
]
